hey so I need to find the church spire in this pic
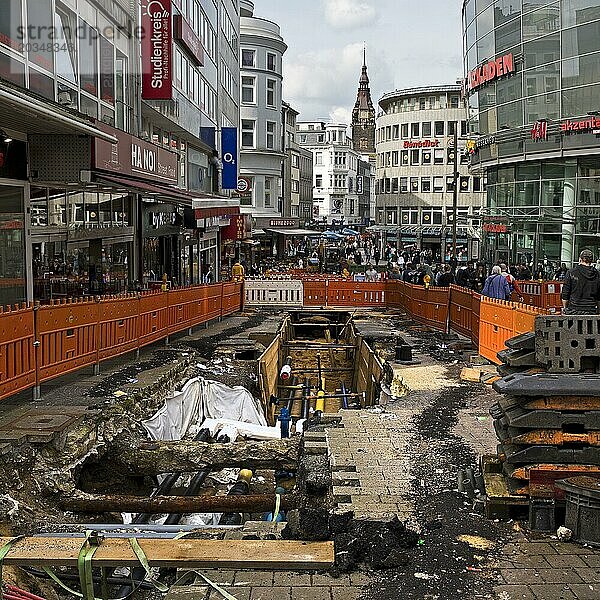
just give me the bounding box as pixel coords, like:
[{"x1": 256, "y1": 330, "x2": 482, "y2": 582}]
[{"x1": 352, "y1": 45, "x2": 376, "y2": 153}]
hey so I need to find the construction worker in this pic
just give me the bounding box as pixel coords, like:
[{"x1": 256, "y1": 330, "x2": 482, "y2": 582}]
[
  {"x1": 561, "y1": 249, "x2": 600, "y2": 315},
  {"x1": 232, "y1": 261, "x2": 245, "y2": 282}
]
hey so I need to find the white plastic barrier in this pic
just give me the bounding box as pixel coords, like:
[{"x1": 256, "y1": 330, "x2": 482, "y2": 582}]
[{"x1": 245, "y1": 279, "x2": 304, "y2": 307}]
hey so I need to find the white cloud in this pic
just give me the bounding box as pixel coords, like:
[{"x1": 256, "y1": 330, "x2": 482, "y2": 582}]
[
  {"x1": 283, "y1": 42, "x2": 392, "y2": 121},
  {"x1": 324, "y1": 0, "x2": 377, "y2": 30}
]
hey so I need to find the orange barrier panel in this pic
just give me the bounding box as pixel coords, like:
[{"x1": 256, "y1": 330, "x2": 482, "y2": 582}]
[
  {"x1": 138, "y1": 291, "x2": 169, "y2": 348},
  {"x1": 36, "y1": 298, "x2": 99, "y2": 382},
  {"x1": 168, "y1": 286, "x2": 207, "y2": 335},
  {"x1": 221, "y1": 282, "x2": 243, "y2": 317},
  {"x1": 542, "y1": 281, "x2": 563, "y2": 311},
  {"x1": 472, "y1": 293, "x2": 481, "y2": 348},
  {"x1": 204, "y1": 283, "x2": 224, "y2": 321},
  {"x1": 449, "y1": 285, "x2": 474, "y2": 339},
  {"x1": 98, "y1": 294, "x2": 140, "y2": 362},
  {"x1": 0, "y1": 304, "x2": 36, "y2": 401},
  {"x1": 303, "y1": 279, "x2": 328, "y2": 306},
  {"x1": 409, "y1": 285, "x2": 449, "y2": 332},
  {"x1": 326, "y1": 281, "x2": 386, "y2": 307}
]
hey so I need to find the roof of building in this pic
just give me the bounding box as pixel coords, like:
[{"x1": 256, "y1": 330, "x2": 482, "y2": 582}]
[{"x1": 379, "y1": 84, "x2": 462, "y2": 107}]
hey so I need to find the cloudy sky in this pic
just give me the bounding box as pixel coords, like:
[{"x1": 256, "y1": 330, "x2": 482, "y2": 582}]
[{"x1": 255, "y1": 0, "x2": 464, "y2": 124}]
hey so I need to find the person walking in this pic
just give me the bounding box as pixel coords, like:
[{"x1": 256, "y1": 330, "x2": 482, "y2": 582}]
[
  {"x1": 482, "y1": 265, "x2": 511, "y2": 300},
  {"x1": 561, "y1": 250, "x2": 600, "y2": 315},
  {"x1": 500, "y1": 263, "x2": 524, "y2": 303},
  {"x1": 365, "y1": 264, "x2": 379, "y2": 282}
]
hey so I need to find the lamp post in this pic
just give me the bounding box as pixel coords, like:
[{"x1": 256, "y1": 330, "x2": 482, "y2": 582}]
[{"x1": 452, "y1": 128, "x2": 459, "y2": 262}]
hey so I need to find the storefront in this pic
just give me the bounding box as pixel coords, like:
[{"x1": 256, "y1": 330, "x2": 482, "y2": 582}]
[{"x1": 0, "y1": 140, "x2": 28, "y2": 306}]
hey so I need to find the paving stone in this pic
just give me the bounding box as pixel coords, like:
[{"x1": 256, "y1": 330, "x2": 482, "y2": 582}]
[
  {"x1": 250, "y1": 587, "x2": 292, "y2": 600},
  {"x1": 582, "y1": 554, "x2": 600, "y2": 567},
  {"x1": 221, "y1": 588, "x2": 251, "y2": 600},
  {"x1": 551, "y1": 543, "x2": 592, "y2": 555},
  {"x1": 331, "y1": 588, "x2": 363, "y2": 600},
  {"x1": 290, "y1": 587, "x2": 332, "y2": 600},
  {"x1": 510, "y1": 554, "x2": 552, "y2": 569},
  {"x1": 568, "y1": 583, "x2": 600, "y2": 599},
  {"x1": 166, "y1": 586, "x2": 210, "y2": 600},
  {"x1": 196, "y1": 570, "x2": 236, "y2": 585},
  {"x1": 500, "y1": 569, "x2": 541, "y2": 584},
  {"x1": 493, "y1": 584, "x2": 535, "y2": 599},
  {"x1": 545, "y1": 554, "x2": 588, "y2": 569},
  {"x1": 528, "y1": 584, "x2": 575, "y2": 599},
  {"x1": 311, "y1": 574, "x2": 352, "y2": 587},
  {"x1": 537, "y1": 569, "x2": 583, "y2": 584},
  {"x1": 349, "y1": 572, "x2": 371, "y2": 586},
  {"x1": 233, "y1": 572, "x2": 274, "y2": 587},
  {"x1": 575, "y1": 567, "x2": 600, "y2": 583},
  {"x1": 272, "y1": 573, "x2": 312, "y2": 587},
  {"x1": 517, "y1": 542, "x2": 558, "y2": 555}
]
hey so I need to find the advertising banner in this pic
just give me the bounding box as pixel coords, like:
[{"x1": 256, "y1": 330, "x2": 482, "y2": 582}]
[
  {"x1": 221, "y1": 128, "x2": 238, "y2": 190},
  {"x1": 142, "y1": 0, "x2": 173, "y2": 100}
]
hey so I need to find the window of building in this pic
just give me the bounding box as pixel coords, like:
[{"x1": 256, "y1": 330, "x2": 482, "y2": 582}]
[
  {"x1": 422, "y1": 150, "x2": 432, "y2": 165},
  {"x1": 267, "y1": 52, "x2": 277, "y2": 71},
  {"x1": 315, "y1": 174, "x2": 323, "y2": 187},
  {"x1": 264, "y1": 178, "x2": 272, "y2": 207},
  {"x1": 434, "y1": 148, "x2": 444, "y2": 164},
  {"x1": 411, "y1": 122, "x2": 420, "y2": 137},
  {"x1": 317, "y1": 134, "x2": 324, "y2": 142},
  {"x1": 291, "y1": 154, "x2": 299, "y2": 167},
  {"x1": 80, "y1": 19, "x2": 98, "y2": 96},
  {"x1": 446, "y1": 176, "x2": 456, "y2": 192},
  {"x1": 422, "y1": 122, "x2": 432, "y2": 137},
  {"x1": 241, "y1": 119, "x2": 255, "y2": 148},
  {"x1": 400, "y1": 177, "x2": 408, "y2": 193},
  {"x1": 421, "y1": 177, "x2": 431, "y2": 192},
  {"x1": 473, "y1": 176, "x2": 482, "y2": 192},
  {"x1": 386, "y1": 209, "x2": 398, "y2": 225},
  {"x1": 448, "y1": 121, "x2": 457, "y2": 136},
  {"x1": 461, "y1": 120, "x2": 468, "y2": 136},
  {"x1": 433, "y1": 176, "x2": 444, "y2": 192},
  {"x1": 242, "y1": 49, "x2": 255, "y2": 67},
  {"x1": 266, "y1": 79, "x2": 276, "y2": 108},
  {"x1": 401, "y1": 150, "x2": 409, "y2": 165},
  {"x1": 419, "y1": 97, "x2": 426, "y2": 110},
  {"x1": 334, "y1": 152, "x2": 347, "y2": 166},
  {"x1": 450, "y1": 96, "x2": 460, "y2": 108},
  {"x1": 411, "y1": 149, "x2": 419, "y2": 165},
  {"x1": 291, "y1": 180, "x2": 299, "y2": 193},
  {"x1": 393, "y1": 125, "x2": 400, "y2": 139},
  {"x1": 266, "y1": 121, "x2": 276, "y2": 149},
  {"x1": 390, "y1": 178, "x2": 398, "y2": 193},
  {"x1": 315, "y1": 152, "x2": 323, "y2": 165},
  {"x1": 460, "y1": 176, "x2": 470, "y2": 192},
  {"x1": 410, "y1": 177, "x2": 419, "y2": 192},
  {"x1": 434, "y1": 121, "x2": 444, "y2": 136},
  {"x1": 241, "y1": 76, "x2": 255, "y2": 103},
  {"x1": 392, "y1": 151, "x2": 399, "y2": 166},
  {"x1": 401, "y1": 208, "x2": 418, "y2": 224},
  {"x1": 447, "y1": 147, "x2": 456, "y2": 164},
  {"x1": 401, "y1": 123, "x2": 409, "y2": 138}
]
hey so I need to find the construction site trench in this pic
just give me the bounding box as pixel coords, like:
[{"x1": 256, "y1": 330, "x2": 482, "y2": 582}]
[{"x1": 2, "y1": 306, "x2": 600, "y2": 600}]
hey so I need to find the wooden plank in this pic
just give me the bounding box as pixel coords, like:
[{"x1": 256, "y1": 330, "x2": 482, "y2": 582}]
[
  {"x1": 483, "y1": 473, "x2": 529, "y2": 506},
  {"x1": 0, "y1": 538, "x2": 335, "y2": 570}
]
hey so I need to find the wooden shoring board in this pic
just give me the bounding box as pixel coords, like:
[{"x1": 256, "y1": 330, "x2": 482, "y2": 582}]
[{"x1": 0, "y1": 538, "x2": 335, "y2": 570}]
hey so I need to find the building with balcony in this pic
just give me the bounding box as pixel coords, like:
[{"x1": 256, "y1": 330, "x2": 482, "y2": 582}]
[
  {"x1": 375, "y1": 85, "x2": 486, "y2": 262},
  {"x1": 463, "y1": 0, "x2": 600, "y2": 268},
  {"x1": 239, "y1": 0, "x2": 287, "y2": 232},
  {"x1": 298, "y1": 122, "x2": 362, "y2": 226}
]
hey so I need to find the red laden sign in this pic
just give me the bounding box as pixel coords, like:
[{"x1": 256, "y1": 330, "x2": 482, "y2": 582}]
[
  {"x1": 468, "y1": 53, "x2": 515, "y2": 93},
  {"x1": 142, "y1": 0, "x2": 173, "y2": 100},
  {"x1": 483, "y1": 223, "x2": 509, "y2": 233}
]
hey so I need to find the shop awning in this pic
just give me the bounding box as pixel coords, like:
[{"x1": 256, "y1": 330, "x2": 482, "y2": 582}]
[
  {"x1": 0, "y1": 83, "x2": 117, "y2": 143},
  {"x1": 96, "y1": 173, "x2": 194, "y2": 203},
  {"x1": 265, "y1": 228, "x2": 321, "y2": 237}
]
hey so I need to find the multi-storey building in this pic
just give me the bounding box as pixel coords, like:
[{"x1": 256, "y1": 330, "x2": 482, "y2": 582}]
[
  {"x1": 239, "y1": 0, "x2": 287, "y2": 231},
  {"x1": 0, "y1": 0, "x2": 241, "y2": 306},
  {"x1": 298, "y1": 122, "x2": 362, "y2": 226},
  {"x1": 375, "y1": 85, "x2": 486, "y2": 261},
  {"x1": 282, "y1": 101, "x2": 313, "y2": 222},
  {"x1": 463, "y1": 0, "x2": 600, "y2": 268}
]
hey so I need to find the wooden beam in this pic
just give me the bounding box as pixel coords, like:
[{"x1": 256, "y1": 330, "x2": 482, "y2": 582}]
[
  {"x1": 0, "y1": 538, "x2": 334, "y2": 570},
  {"x1": 61, "y1": 493, "x2": 300, "y2": 514}
]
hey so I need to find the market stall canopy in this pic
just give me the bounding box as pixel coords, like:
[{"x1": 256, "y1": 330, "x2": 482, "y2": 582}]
[
  {"x1": 341, "y1": 228, "x2": 360, "y2": 236},
  {"x1": 322, "y1": 231, "x2": 346, "y2": 240}
]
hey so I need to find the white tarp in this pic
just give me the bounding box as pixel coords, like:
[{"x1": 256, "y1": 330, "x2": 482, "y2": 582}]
[
  {"x1": 142, "y1": 378, "x2": 267, "y2": 442},
  {"x1": 200, "y1": 418, "x2": 280, "y2": 443}
]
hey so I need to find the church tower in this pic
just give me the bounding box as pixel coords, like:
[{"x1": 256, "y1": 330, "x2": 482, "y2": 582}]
[{"x1": 352, "y1": 47, "x2": 376, "y2": 154}]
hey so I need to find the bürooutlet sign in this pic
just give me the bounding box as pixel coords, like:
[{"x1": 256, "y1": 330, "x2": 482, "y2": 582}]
[{"x1": 142, "y1": 0, "x2": 173, "y2": 100}]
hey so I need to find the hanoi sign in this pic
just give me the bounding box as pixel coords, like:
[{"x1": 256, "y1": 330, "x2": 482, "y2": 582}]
[{"x1": 468, "y1": 53, "x2": 515, "y2": 93}]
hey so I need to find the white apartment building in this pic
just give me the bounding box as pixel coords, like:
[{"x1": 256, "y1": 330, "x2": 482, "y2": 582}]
[{"x1": 297, "y1": 122, "x2": 362, "y2": 226}]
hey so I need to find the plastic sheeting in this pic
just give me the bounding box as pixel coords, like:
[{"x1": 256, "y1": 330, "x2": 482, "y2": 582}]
[
  {"x1": 200, "y1": 418, "x2": 281, "y2": 443},
  {"x1": 142, "y1": 378, "x2": 267, "y2": 442}
]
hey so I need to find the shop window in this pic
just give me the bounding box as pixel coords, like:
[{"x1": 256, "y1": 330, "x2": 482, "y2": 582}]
[
  {"x1": 29, "y1": 68, "x2": 54, "y2": 100},
  {"x1": 0, "y1": 186, "x2": 25, "y2": 305},
  {"x1": 0, "y1": 53, "x2": 25, "y2": 86}
]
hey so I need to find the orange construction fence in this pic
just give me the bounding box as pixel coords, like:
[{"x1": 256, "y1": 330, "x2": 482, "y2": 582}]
[{"x1": 0, "y1": 282, "x2": 244, "y2": 403}]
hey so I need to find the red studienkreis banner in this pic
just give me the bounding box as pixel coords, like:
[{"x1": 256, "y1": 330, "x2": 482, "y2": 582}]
[{"x1": 142, "y1": 0, "x2": 173, "y2": 100}]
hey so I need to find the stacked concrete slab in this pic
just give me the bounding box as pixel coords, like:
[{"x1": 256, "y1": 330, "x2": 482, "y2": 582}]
[{"x1": 489, "y1": 316, "x2": 600, "y2": 522}]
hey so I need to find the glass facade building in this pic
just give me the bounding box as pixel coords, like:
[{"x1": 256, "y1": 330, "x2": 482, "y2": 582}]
[{"x1": 463, "y1": 0, "x2": 600, "y2": 268}]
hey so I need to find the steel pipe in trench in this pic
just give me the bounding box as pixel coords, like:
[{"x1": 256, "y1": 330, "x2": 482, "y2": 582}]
[{"x1": 62, "y1": 493, "x2": 299, "y2": 514}]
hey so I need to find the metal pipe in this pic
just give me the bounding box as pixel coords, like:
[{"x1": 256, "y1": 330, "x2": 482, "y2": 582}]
[
  {"x1": 285, "y1": 375, "x2": 298, "y2": 412},
  {"x1": 301, "y1": 378, "x2": 311, "y2": 420},
  {"x1": 218, "y1": 470, "x2": 253, "y2": 526},
  {"x1": 23, "y1": 568, "x2": 155, "y2": 590},
  {"x1": 341, "y1": 382, "x2": 349, "y2": 409},
  {"x1": 40, "y1": 524, "x2": 242, "y2": 532}
]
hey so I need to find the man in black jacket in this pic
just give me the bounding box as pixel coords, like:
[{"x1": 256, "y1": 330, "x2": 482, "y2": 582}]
[{"x1": 561, "y1": 250, "x2": 600, "y2": 315}]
